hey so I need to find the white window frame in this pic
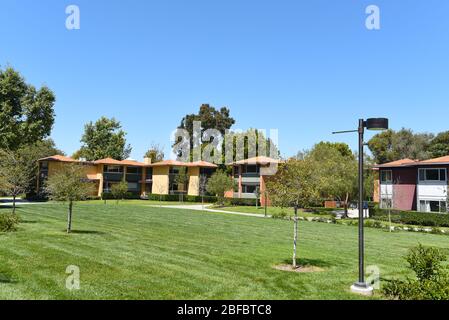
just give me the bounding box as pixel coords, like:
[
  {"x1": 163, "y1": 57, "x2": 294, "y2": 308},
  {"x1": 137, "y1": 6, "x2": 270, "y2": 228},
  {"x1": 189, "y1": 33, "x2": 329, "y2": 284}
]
[
  {"x1": 380, "y1": 170, "x2": 392, "y2": 184},
  {"x1": 418, "y1": 168, "x2": 447, "y2": 183},
  {"x1": 419, "y1": 199, "x2": 448, "y2": 214}
]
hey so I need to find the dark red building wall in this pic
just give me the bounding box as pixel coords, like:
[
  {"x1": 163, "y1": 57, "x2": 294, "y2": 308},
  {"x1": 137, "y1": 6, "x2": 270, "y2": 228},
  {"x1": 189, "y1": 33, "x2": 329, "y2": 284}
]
[{"x1": 392, "y1": 168, "x2": 417, "y2": 211}]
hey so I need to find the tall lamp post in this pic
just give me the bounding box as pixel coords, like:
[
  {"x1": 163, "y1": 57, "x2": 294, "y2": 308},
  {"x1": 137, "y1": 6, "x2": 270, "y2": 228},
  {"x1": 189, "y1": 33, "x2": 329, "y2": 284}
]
[{"x1": 333, "y1": 118, "x2": 389, "y2": 295}]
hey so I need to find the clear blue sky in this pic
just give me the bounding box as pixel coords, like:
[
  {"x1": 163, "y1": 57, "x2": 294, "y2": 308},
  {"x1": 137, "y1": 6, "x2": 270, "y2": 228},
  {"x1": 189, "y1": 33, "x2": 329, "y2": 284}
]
[{"x1": 1, "y1": 0, "x2": 448, "y2": 160}]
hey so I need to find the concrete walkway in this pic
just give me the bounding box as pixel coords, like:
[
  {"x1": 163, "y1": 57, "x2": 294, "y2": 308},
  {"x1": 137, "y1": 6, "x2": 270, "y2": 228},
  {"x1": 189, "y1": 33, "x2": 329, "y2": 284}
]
[
  {"x1": 148, "y1": 204, "x2": 271, "y2": 218},
  {"x1": 1, "y1": 199, "x2": 35, "y2": 206}
]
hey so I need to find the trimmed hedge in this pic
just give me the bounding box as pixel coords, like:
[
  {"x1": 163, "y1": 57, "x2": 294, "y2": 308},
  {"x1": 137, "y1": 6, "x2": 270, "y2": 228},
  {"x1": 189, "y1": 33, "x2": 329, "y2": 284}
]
[
  {"x1": 228, "y1": 198, "x2": 260, "y2": 206},
  {"x1": 147, "y1": 194, "x2": 218, "y2": 203},
  {"x1": 371, "y1": 208, "x2": 449, "y2": 228}
]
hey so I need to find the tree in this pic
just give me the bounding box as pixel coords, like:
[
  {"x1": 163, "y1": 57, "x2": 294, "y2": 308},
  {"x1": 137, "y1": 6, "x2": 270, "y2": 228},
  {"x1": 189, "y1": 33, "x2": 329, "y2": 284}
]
[
  {"x1": 307, "y1": 142, "x2": 358, "y2": 216},
  {"x1": 174, "y1": 167, "x2": 188, "y2": 202},
  {"x1": 111, "y1": 181, "x2": 129, "y2": 204},
  {"x1": 226, "y1": 128, "x2": 280, "y2": 163},
  {"x1": 368, "y1": 128, "x2": 433, "y2": 164},
  {"x1": 0, "y1": 149, "x2": 30, "y2": 213},
  {"x1": 178, "y1": 104, "x2": 235, "y2": 137},
  {"x1": 199, "y1": 174, "x2": 208, "y2": 209},
  {"x1": 0, "y1": 67, "x2": 56, "y2": 150},
  {"x1": 428, "y1": 131, "x2": 449, "y2": 158},
  {"x1": 175, "y1": 104, "x2": 235, "y2": 160},
  {"x1": 75, "y1": 117, "x2": 132, "y2": 161},
  {"x1": 16, "y1": 139, "x2": 64, "y2": 199},
  {"x1": 45, "y1": 163, "x2": 95, "y2": 233},
  {"x1": 206, "y1": 170, "x2": 234, "y2": 206},
  {"x1": 144, "y1": 142, "x2": 165, "y2": 163},
  {"x1": 266, "y1": 159, "x2": 321, "y2": 268}
]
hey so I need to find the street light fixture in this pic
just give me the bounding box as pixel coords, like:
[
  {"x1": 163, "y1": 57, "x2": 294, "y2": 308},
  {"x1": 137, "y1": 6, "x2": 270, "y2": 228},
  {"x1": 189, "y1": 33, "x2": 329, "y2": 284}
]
[{"x1": 333, "y1": 118, "x2": 389, "y2": 295}]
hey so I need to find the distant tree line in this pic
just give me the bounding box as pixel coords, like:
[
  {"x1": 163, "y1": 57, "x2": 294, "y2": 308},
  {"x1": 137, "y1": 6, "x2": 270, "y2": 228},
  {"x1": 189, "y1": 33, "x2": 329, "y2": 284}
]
[{"x1": 368, "y1": 128, "x2": 449, "y2": 164}]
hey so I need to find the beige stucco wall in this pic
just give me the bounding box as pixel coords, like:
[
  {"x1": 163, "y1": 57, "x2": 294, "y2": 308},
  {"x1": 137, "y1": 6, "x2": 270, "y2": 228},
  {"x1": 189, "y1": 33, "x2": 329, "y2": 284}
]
[
  {"x1": 188, "y1": 167, "x2": 200, "y2": 196},
  {"x1": 46, "y1": 161, "x2": 100, "y2": 196},
  {"x1": 152, "y1": 166, "x2": 169, "y2": 195}
]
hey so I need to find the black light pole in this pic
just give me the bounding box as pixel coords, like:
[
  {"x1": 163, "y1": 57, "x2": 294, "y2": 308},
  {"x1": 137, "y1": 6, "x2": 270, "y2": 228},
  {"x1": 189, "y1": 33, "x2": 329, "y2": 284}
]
[{"x1": 333, "y1": 118, "x2": 389, "y2": 295}]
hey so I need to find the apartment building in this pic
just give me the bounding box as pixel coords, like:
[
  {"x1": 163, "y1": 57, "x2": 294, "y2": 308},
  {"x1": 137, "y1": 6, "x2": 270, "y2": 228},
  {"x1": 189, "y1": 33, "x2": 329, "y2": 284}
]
[
  {"x1": 37, "y1": 155, "x2": 217, "y2": 198},
  {"x1": 226, "y1": 156, "x2": 280, "y2": 206},
  {"x1": 374, "y1": 156, "x2": 449, "y2": 213}
]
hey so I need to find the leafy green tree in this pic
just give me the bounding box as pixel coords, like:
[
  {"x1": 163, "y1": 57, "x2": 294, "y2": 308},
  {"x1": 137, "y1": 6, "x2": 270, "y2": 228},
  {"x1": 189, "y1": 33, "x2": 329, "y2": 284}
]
[
  {"x1": 0, "y1": 149, "x2": 30, "y2": 213},
  {"x1": 144, "y1": 142, "x2": 165, "y2": 163},
  {"x1": 111, "y1": 181, "x2": 129, "y2": 204},
  {"x1": 45, "y1": 163, "x2": 95, "y2": 233},
  {"x1": 368, "y1": 128, "x2": 433, "y2": 164},
  {"x1": 206, "y1": 170, "x2": 234, "y2": 206},
  {"x1": 0, "y1": 67, "x2": 56, "y2": 150},
  {"x1": 175, "y1": 104, "x2": 235, "y2": 161},
  {"x1": 428, "y1": 131, "x2": 449, "y2": 158},
  {"x1": 266, "y1": 159, "x2": 321, "y2": 268},
  {"x1": 16, "y1": 139, "x2": 64, "y2": 199},
  {"x1": 199, "y1": 174, "x2": 208, "y2": 208},
  {"x1": 75, "y1": 117, "x2": 132, "y2": 161},
  {"x1": 174, "y1": 167, "x2": 189, "y2": 202},
  {"x1": 178, "y1": 104, "x2": 235, "y2": 137},
  {"x1": 307, "y1": 142, "x2": 357, "y2": 216},
  {"x1": 225, "y1": 128, "x2": 280, "y2": 163}
]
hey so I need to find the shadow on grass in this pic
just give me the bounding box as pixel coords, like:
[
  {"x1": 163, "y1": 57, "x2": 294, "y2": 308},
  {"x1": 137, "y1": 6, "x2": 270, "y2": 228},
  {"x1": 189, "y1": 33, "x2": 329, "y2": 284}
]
[
  {"x1": 0, "y1": 273, "x2": 16, "y2": 284},
  {"x1": 20, "y1": 220, "x2": 38, "y2": 224},
  {"x1": 68, "y1": 230, "x2": 106, "y2": 235},
  {"x1": 282, "y1": 257, "x2": 333, "y2": 268}
]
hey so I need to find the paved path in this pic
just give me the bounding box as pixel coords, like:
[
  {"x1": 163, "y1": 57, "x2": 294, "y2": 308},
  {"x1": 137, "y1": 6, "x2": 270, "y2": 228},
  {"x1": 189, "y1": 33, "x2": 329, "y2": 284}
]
[
  {"x1": 148, "y1": 204, "x2": 271, "y2": 218},
  {"x1": 0, "y1": 199, "x2": 47, "y2": 207}
]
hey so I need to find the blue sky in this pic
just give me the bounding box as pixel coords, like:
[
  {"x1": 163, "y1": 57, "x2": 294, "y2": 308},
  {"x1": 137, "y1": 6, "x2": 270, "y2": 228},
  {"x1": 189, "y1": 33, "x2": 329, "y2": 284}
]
[{"x1": 1, "y1": 0, "x2": 448, "y2": 159}]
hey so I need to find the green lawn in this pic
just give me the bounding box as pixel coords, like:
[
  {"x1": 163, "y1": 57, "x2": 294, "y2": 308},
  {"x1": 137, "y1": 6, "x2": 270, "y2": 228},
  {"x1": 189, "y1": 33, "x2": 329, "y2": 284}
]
[
  {"x1": 217, "y1": 205, "x2": 334, "y2": 218},
  {"x1": 0, "y1": 202, "x2": 447, "y2": 300}
]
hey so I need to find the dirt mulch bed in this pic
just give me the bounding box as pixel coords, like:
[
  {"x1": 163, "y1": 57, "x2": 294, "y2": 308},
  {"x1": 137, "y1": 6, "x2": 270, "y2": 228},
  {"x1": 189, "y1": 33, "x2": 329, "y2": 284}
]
[{"x1": 273, "y1": 264, "x2": 325, "y2": 273}]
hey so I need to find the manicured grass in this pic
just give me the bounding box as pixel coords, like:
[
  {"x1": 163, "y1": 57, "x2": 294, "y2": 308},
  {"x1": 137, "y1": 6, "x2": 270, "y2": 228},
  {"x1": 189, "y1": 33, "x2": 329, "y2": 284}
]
[
  {"x1": 0, "y1": 203, "x2": 448, "y2": 300},
  {"x1": 84, "y1": 199, "x2": 203, "y2": 206},
  {"x1": 217, "y1": 205, "x2": 333, "y2": 218}
]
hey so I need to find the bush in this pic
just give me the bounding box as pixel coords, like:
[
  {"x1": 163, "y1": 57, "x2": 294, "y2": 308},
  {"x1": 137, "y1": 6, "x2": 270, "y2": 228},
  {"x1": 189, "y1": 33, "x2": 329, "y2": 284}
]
[
  {"x1": 371, "y1": 208, "x2": 449, "y2": 228},
  {"x1": 271, "y1": 211, "x2": 288, "y2": 219},
  {"x1": 144, "y1": 194, "x2": 218, "y2": 203},
  {"x1": 228, "y1": 198, "x2": 260, "y2": 206},
  {"x1": 383, "y1": 245, "x2": 449, "y2": 300},
  {"x1": 0, "y1": 212, "x2": 21, "y2": 232}
]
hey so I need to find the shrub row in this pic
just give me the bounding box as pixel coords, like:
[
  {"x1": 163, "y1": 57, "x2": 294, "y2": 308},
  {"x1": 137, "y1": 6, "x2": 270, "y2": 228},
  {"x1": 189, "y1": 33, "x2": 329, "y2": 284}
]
[
  {"x1": 227, "y1": 198, "x2": 260, "y2": 206},
  {"x1": 371, "y1": 208, "x2": 449, "y2": 228}
]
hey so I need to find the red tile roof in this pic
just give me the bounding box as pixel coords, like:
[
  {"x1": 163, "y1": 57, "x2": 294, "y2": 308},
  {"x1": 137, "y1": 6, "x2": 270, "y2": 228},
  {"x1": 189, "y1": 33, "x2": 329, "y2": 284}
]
[
  {"x1": 38, "y1": 155, "x2": 78, "y2": 163},
  {"x1": 150, "y1": 160, "x2": 218, "y2": 168},
  {"x1": 419, "y1": 155, "x2": 449, "y2": 165},
  {"x1": 374, "y1": 158, "x2": 419, "y2": 168},
  {"x1": 231, "y1": 156, "x2": 281, "y2": 165}
]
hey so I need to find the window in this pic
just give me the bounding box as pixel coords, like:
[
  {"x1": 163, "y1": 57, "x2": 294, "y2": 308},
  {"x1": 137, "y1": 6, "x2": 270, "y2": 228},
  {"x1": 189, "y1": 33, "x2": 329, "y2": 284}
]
[
  {"x1": 127, "y1": 182, "x2": 139, "y2": 191},
  {"x1": 380, "y1": 170, "x2": 392, "y2": 184},
  {"x1": 169, "y1": 167, "x2": 182, "y2": 175},
  {"x1": 419, "y1": 200, "x2": 448, "y2": 213},
  {"x1": 242, "y1": 184, "x2": 257, "y2": 194},
  {"x1": 426, "y1": 169, "x2": 439, "y2": 181},
  {"x1": 419, "y1": 168, "x2": 447, "y2": 182},
  {"x1": 380, "y1": 198, "x2": 392, "y2": 209},
  {"x1": 440, "y1": 169, "x2": 447, "y2": 181},
  {"x1": 126, "y1": 166, "x2": 141, "y2": 174},
  {"x1": 104, "y1": 165, "x2": 123, "y2": 173},
  {"x1": 103, "y1": 181, "x2": 117, "y2": 193}
]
